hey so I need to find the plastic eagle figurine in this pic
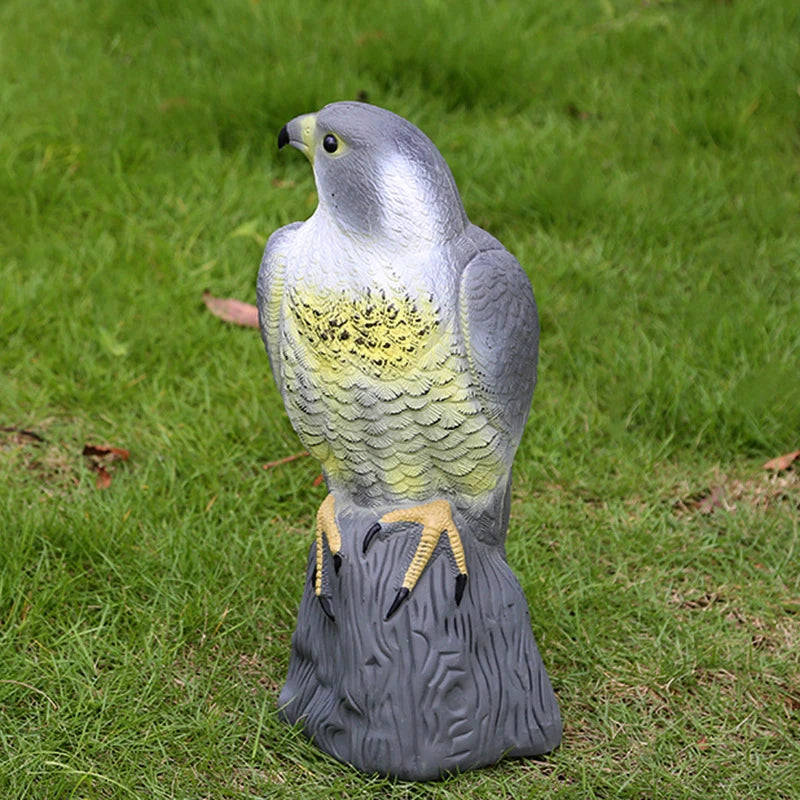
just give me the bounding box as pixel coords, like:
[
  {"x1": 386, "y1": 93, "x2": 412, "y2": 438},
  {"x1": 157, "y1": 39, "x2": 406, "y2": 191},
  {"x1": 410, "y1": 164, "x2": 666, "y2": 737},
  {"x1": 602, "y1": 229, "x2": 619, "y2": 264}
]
[{"x1": 257, "y1": 101, "x2": 561, "y2": 781}]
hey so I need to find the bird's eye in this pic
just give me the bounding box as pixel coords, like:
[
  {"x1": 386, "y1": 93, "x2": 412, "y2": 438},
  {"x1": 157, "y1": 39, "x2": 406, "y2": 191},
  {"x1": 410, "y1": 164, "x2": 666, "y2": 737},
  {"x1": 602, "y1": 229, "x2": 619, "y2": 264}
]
[{"x1": 323, "y1": 134, "x2": 339, "y2": 153}]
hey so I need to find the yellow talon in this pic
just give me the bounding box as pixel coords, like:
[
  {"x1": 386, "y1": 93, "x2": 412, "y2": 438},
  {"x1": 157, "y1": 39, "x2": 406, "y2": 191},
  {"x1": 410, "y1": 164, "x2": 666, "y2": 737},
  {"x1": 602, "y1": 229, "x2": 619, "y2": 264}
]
[
  {"x1": 379, "y1": 499, "x2": 468, "y2": 610},
  {"x1": 315, "y1": 494, "x2": 341, "y2": 600}
]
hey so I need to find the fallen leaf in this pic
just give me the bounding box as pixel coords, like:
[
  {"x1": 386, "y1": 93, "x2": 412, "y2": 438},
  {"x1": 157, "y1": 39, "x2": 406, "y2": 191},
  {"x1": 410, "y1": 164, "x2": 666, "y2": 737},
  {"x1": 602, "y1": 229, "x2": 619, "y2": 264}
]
[
  {"x1": 203, "y1": 292, "x2": 259, "y2": 328},
  {"x1": 82, "y1": 443, "x2": 130, "y2": 490},
  {"x1": 764, "y1": 450, "x2": 800, "y2": 472},
  {"x1": 95, "y1": 466, "x2": 112, "y2": 489},
  {"x1": 82, "y1": 444, "x2": 130, "y2": 461},
  {"x1": 262, "y1": 451, "x2": 310, "y2": 470}
]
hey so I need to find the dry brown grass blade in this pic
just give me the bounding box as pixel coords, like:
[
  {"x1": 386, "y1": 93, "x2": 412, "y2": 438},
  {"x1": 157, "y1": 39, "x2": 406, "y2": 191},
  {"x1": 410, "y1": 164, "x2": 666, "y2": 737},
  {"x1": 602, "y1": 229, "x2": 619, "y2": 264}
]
[
  {"x1": 0, "y1": 426, "x2": 46, "y2": 443},
  {"x1": 262, "y1": 451, "x2": 310, "y2": 470},
  {"x1": 261, "y1": 450, "x2": 324, "y2": 487}
]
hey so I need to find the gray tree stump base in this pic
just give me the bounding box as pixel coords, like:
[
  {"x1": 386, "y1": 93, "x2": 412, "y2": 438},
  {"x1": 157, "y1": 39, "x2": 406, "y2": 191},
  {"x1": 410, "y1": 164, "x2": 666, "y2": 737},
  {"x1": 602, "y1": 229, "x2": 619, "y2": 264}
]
[{"x1": 277, "y1": 502, "x2": 562, "y2": 781}]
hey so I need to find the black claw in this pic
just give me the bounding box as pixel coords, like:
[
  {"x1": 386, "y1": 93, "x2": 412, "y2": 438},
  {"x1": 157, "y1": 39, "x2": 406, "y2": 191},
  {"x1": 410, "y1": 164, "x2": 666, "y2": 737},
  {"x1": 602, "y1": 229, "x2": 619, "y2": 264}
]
[
  {"x1": 385, "y1": 587, "x2": 410, "y2": 620},
  {"x1": 362, "y1": 523, "x2": 381, "y2": 555},
  {"x1": 455, "y1": 574, "x2": 467, "y2": 606},
  {"x1": 333, "y1": 553, "x2": 342, "y2": 574},
  {"x1": 317, "y1": 595, "x2": 335, "y2": 621}
]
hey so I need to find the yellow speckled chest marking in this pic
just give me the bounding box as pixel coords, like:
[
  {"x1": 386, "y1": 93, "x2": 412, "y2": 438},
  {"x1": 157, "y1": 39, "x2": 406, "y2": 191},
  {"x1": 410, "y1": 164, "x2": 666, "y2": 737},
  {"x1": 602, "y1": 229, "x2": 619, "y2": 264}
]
[{"x1": 288, "y1": 287, "x2": 438, "y2": 378}]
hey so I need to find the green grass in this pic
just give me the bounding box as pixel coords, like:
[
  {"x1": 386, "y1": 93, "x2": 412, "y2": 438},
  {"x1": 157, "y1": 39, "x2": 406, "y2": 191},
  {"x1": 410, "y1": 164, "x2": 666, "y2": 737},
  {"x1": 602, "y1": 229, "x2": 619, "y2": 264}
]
[{"x1": 1, "y1": 0, "x2": 799, "y2": 796}]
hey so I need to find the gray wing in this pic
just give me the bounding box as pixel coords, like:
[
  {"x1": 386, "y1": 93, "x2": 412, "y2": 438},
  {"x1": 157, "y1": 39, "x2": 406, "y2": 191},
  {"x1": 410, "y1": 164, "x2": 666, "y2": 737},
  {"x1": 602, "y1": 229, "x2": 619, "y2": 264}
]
[
  {"x1": 256, "y1": 221, "x2": 302, "y2": 396},
  {"x1": 457, "y1": 239, "x2": 539, "y2": 450}
]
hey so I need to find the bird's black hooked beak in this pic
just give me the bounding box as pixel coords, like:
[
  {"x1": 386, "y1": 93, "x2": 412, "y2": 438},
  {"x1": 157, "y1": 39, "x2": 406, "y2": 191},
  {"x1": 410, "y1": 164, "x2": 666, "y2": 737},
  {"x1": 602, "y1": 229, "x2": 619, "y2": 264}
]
[
  {"x1": 277, "y1": 125, "x2": 290, "y2": 150},
  {"x1": 276, "y1": 114, "x2": 316, "y2": 161}
]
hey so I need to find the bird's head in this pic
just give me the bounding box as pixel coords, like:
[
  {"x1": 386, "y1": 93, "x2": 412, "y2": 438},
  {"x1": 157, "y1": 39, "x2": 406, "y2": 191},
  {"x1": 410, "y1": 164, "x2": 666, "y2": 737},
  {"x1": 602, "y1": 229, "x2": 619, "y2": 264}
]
[{"x1": 278, "y1": 101, "x2": 468, "y2": 247}]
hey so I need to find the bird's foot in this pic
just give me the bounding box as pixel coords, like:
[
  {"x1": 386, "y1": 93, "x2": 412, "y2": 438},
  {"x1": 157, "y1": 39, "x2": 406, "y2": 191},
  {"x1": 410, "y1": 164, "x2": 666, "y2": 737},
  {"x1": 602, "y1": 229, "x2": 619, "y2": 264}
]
[
  {"x1": 313, "y1": 494, "x2": 341, "y2": 620},
  {"x1": 362, "y1": 498, "x2": 468, "y2": 620}
]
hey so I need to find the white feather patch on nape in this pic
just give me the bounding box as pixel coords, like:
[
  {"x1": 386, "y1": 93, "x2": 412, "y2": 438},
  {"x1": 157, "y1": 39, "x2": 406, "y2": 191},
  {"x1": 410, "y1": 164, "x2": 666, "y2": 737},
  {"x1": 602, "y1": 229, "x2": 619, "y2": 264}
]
[{"x1": 378, "y1": 152, "x2": 438, "y2": 247}]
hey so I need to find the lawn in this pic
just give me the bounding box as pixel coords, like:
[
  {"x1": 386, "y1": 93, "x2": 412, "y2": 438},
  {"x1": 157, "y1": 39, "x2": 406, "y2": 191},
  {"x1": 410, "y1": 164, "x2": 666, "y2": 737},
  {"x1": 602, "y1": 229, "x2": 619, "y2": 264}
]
[{"x1": 1, "y1": 0, "x2": 799, "y2": 797}]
